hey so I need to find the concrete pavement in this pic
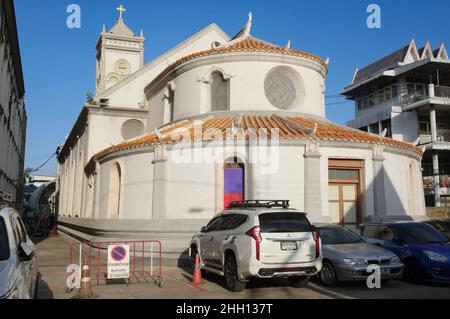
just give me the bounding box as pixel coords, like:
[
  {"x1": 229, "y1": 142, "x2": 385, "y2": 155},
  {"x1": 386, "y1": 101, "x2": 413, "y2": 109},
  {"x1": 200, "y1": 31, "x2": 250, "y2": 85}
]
[{"x1": 35, "y1": 236, "x2": 450, "y2": 299}]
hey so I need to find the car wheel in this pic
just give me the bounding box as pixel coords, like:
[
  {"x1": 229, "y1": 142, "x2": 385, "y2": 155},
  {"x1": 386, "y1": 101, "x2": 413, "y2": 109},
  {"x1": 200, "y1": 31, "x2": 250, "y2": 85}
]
[
  {"x1": 288, "y1": 276, "x2": 310, "y2": 288},
  {"x1": 320, "y1": 261, "x2": 338, "y2": 287},
  {"x1": 224, "y1": 255, "x2": 246, "y2": 292},
  {"x1": 403, "y1": 259, "x2": 425, "y2": 283}
]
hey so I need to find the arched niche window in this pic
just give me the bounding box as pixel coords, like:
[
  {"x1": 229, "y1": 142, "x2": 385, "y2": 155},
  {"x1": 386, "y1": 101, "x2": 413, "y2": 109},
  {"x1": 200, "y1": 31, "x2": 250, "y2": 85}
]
[
  {"x1": 169, "y1": 85, "x2": 175, "y2": 122},
  {"x1": 211, "y1": 71, "x2": 230, "y2": 112},
  {"x1": 164, "y1": 84, "x2": 175, "y2": 123},
  {"x1": 223, "y1": 157, "x2": 245, "y2": 209},
  {"x1": 108, "y1": 162, "x2": 122, "y2": 217}
]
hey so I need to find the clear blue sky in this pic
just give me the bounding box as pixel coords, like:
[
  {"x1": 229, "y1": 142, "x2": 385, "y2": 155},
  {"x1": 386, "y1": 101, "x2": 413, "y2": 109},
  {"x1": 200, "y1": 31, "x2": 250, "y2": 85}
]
[{"x1": 14, "y1": 0, "x2": 450, "y2": 176}]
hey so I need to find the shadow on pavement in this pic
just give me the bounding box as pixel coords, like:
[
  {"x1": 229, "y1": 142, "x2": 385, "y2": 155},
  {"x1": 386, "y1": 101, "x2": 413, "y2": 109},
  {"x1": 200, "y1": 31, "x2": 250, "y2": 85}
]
[{"x1": 37, "y1": 273, "x2": 54, "y2": 299}]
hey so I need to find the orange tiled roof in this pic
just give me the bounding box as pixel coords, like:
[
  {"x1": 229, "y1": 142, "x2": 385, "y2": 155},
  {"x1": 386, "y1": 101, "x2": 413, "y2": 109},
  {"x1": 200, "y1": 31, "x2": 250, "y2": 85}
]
[
  {"x1": 91, "y1": 114, "x2": 422, "y2": 163},
  {"x1": 168, "y1": 36, "x2": 327, "y2": 71}
]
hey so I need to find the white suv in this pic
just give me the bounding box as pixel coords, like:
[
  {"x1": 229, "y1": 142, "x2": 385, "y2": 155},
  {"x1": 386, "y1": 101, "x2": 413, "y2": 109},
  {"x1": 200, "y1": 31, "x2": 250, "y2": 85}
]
[{"x1": 190, "y1": 200, "x2": 322, "y2": 292}]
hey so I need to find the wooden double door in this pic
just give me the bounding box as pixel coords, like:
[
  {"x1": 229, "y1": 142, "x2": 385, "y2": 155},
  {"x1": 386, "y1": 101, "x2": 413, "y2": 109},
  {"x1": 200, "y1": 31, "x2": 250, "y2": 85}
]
[
  {"x1": 328, "y1": 183, "x2": 359, "y2": 230},
  {"x1": 328, "y1": 160, "x2": 363, "y2": 230}
]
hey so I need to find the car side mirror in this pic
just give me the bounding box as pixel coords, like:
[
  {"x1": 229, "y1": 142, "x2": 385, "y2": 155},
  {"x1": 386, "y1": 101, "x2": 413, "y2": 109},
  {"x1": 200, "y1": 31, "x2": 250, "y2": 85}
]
[
  {"x1": 200, "y1": 226, "x2": 207, "y2": 233},
  {"x1": 18, "y1": 242, "x2": 35, "y2": 262}
]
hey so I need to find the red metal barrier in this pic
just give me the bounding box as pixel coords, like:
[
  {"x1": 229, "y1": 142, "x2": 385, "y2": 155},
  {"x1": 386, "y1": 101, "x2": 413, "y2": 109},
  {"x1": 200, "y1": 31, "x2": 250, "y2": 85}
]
[{"x1": 69, "y1": 240, "x2": 163, "y2": 287}]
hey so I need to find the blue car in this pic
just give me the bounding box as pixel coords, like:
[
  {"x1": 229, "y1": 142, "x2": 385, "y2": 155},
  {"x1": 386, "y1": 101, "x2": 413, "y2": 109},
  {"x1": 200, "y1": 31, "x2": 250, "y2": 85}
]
[{"x1": 358, "y1": 222, "x2": 450, "y2": 283}]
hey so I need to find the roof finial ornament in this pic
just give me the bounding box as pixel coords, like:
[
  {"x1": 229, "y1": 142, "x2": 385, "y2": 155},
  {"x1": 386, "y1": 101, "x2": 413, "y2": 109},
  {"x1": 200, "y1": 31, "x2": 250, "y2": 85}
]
[
  {"x1": 117, "y1": 4, "x2": 126, "y2": 20},
  {"x1": 286, "y1": 40, "x2": 291, "y2": 49},
  {"x1": 244, "y1": 12, "x2": 253, "y2": 37}
]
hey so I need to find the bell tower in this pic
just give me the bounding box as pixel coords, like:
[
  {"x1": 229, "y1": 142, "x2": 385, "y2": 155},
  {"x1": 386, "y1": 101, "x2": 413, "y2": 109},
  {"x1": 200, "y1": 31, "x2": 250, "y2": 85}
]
[{"x1": 95, "y1": 5, "x2": 145, "y2": 94}]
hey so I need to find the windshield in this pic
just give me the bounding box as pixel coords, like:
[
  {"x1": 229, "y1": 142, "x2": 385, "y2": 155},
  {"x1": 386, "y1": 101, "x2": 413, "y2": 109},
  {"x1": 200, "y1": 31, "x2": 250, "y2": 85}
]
[
  {"x1": 0, "y1": 217, "x2": 10, "y2": 261},
  {"x1": 318, "y1": 227, "x2": 364, "y2": 245},
  {"x1": 396, "y1": 224, "x2": 448, "y2": 244},
  {"x1": 259, "y1": 213, "x2": 311, "y2": 233}
]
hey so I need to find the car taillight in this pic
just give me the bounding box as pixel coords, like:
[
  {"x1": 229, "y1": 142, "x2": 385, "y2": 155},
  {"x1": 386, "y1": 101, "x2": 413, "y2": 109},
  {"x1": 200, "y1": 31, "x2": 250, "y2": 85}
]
[
  {"x1": 246, "y1": 226, "x2": 262, "y2": 261},
  {"x1": 312, "y1": 226, "x2": 320, "y2": 259}
]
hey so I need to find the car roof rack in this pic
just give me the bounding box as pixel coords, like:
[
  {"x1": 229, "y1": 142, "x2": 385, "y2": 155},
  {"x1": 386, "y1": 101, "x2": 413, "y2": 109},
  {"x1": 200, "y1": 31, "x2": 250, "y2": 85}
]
[{"x1": 227, "y1": 200, "x2": 290, "y2": 210}]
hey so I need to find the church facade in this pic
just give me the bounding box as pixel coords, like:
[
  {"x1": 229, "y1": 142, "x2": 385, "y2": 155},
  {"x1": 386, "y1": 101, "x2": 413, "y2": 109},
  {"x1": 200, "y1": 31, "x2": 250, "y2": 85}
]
[{"x1": 56, "y1": 9, "x2": 426, "y2": 249}]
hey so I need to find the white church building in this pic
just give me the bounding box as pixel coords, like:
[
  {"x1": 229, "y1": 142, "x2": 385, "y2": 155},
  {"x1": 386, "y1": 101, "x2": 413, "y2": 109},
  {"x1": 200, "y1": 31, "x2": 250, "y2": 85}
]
[{"x1": 56, "y1": 8, "x2": 426, "y2": 255}]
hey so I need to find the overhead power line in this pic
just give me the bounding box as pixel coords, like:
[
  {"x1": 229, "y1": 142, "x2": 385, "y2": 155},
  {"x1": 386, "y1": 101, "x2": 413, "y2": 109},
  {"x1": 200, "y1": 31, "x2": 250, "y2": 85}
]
[
  {"x1": 27, "y1": 152, "x2": 56, "y2": 174},
  {"x1": 325, "y1": 101, "x2": 353, "y2": 106}
]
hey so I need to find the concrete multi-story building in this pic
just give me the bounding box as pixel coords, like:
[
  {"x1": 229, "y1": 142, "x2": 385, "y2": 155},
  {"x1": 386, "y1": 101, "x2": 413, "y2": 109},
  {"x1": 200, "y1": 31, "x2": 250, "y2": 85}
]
[
  {"x1": 342, "y1": 39, "x2": 450, "y2": 208},
  {"x1": 0, "y1": 0, "x2": 27, "y2": 211}
]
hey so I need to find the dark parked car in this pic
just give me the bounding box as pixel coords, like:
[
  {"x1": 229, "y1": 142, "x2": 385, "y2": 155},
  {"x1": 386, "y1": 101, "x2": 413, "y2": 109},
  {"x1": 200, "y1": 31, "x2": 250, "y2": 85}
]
[
  {"x1": 426, "y1": 219, "x2": 450, "y2": 241},
  {"x1": 316, "y1": 224, "x2": 403, "y2": 286},
  {"x1": 358, "y1": 222, "x2": 450, "y2": 283}
]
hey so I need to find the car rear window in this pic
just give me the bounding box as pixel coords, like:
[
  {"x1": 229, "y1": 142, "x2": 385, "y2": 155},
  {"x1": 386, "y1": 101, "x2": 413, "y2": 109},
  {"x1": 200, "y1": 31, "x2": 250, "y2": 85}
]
[
  {"x1": 0, "y1": 217, "x2": 10, "y2": 261},
  {"x1": 259, "y1": 213, "x2": 311, "y2": 233}
]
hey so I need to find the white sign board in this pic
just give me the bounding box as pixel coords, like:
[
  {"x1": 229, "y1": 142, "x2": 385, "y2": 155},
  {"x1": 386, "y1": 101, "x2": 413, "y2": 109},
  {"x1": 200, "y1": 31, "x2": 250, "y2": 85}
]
[{"x1": 107, "y1": 245, "x2": 130, "y2": 279}]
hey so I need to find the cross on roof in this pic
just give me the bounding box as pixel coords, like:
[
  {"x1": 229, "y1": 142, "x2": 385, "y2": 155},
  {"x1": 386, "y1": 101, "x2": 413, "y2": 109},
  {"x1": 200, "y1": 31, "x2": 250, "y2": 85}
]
[{"x1": 117, "y1": 5, "x2": 126, "y2": 19}]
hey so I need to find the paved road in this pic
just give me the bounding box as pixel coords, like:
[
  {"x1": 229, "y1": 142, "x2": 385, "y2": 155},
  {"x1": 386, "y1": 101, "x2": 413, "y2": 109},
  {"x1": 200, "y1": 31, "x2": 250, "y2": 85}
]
[{"x1": 35, "y1": 236, "x2": 450, "y2": 299}]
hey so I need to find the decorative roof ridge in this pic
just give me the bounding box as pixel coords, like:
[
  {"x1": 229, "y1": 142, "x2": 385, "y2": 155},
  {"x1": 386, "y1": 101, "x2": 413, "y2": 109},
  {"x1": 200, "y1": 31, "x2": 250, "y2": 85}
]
[
  {"x1": 273, "y1": 114, "x2": 318, "y2": 136},
  {"x1": 230, "y1": 12, "x2": 253, "y2": 41},
  {"x1": 86, "y1": 113, "x2": 423, "y2": 169}
]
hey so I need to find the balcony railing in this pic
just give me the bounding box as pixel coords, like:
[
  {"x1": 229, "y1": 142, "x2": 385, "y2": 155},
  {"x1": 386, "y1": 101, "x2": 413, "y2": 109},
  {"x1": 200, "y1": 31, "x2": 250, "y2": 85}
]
[
  {"x1": 438, "y1": 129, "x2": 450, "y2": 142},
  {"x1": 401, "y1": 86, "x2": 450, "y2": 107},
  {"x1": 435, "y1": 86, "x2": 450, "y2": 99},
  {"x1": 401, "y1": 93, "x2": 429, "y2": 107},
  {"x1": 420, "y1": 129, "x2": 450, "y2": 143}
]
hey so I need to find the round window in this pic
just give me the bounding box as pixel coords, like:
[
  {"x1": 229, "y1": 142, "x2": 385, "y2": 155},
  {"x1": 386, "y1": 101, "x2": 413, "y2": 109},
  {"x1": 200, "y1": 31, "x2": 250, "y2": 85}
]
[
  {"x1": 115, "y1": 59, "x2": 131, "y2": 75},
  {"x1": 264, "y1": 67, "x2": 304, "y2": 110},
  {"x1": 121, "y1": 119, "x2": 145, "y2": 140}
]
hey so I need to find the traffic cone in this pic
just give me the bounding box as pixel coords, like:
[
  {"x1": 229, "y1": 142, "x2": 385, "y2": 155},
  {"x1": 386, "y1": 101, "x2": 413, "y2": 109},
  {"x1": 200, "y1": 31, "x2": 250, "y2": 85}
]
[
  {"x1": 192, "y1": 254, "x2": 202, "y2": 285},
  {"x1": 73, "y1": 259, "x2": 95, "y2": 299}
]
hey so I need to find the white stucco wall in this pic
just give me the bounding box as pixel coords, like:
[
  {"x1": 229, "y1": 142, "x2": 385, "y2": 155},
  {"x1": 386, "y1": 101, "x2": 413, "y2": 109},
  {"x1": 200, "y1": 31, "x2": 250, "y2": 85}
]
[
  {"x1": 88, "y1": 111, "x2": 147, "y2": 158},
  {"x1": 250, "y1": 145, "x2": 306, "y2": 212},
  {"x1": 90, "y1": 142, "x2": 425, "y2": 224},
  {"x1": 121, "y1": 153, "x2": 154, "y2": 219},
  {"x1": 383, "y1": 152, "x2": 425, "y2": 216},
  {"x1": 147, "y1": 57, "x2": 326, "y2": 131},
  {"x1": 391, "y1": 109, "x2": 419, "y2": 143},
  {"x1": 97, "y1": 26, "x2": 230, "y2": 109},
  {"x1": 166, "y1": 160, "x2": 216, "y2": 219}
]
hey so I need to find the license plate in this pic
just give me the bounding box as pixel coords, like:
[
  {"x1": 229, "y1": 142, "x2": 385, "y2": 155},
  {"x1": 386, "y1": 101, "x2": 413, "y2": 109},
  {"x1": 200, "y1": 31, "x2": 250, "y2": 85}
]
[{"x1": 281, "y1": 241, "x2": 297, "y2": 251}]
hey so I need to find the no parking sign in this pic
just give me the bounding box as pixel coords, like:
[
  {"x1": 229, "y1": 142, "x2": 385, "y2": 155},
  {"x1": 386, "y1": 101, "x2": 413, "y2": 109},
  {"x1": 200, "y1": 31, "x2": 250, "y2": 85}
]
[{"x1": 107, "y1": 245, "x2": 130, "y2": 279}]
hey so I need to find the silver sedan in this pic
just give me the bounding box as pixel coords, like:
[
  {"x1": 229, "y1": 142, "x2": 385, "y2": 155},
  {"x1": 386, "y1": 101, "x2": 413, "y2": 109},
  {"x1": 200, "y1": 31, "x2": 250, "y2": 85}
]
[{"x1": 316, "y1": 224, "x2": 403, "y2": 287}]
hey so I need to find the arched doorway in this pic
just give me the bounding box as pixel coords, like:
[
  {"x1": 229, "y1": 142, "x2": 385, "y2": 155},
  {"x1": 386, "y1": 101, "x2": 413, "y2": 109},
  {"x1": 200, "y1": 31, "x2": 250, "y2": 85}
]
[{"x1": 224, "y1": 158, "x2": 245, "y2": 209}]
